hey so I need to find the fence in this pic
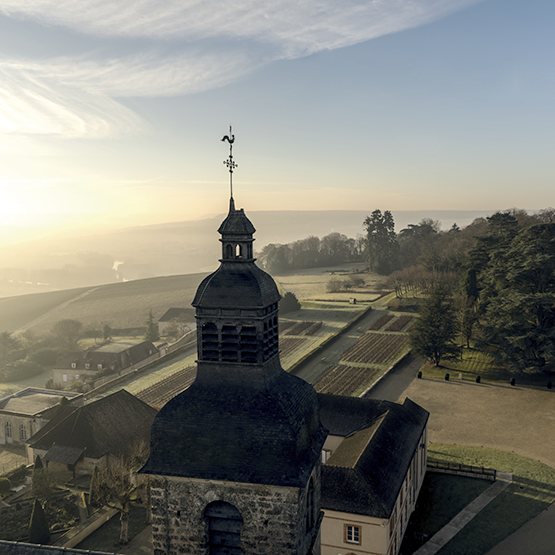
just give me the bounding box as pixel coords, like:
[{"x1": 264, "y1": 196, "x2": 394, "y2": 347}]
[{"x1": 427, "y1": 461, "x2": 497, "y2": 481}]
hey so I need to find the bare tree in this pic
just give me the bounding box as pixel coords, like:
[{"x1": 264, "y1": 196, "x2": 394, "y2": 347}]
[{"x1": 91, "y1": 442, "x2": 150, "y2": 544}]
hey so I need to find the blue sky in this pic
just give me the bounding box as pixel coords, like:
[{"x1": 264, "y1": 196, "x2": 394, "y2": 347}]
[{"x1": 0, "y1": 0, "x2": 554, "y2": 230}]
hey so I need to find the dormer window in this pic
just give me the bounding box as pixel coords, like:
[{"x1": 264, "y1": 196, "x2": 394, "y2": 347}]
[
  {"x1": 71, "y1": 363, "x2": 76, "y2": 369},
  {"x1": 85, "y1": 363, "x2": 90, "y2": 370},
  {"x1": 97, "y1": 364, "x2": 102, "y2": 370}
]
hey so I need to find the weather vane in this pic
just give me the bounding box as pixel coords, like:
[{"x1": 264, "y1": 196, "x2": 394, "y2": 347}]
[{"x1": 221, "y1": 126, "x2": 237, "y2": 200}]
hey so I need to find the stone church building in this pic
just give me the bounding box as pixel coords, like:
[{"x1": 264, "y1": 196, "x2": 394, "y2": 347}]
[{"x1": 141, "y1": 198, "x2": 328, "y2": 555}]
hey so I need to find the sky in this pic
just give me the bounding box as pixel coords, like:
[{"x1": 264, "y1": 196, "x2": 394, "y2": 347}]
[{"x1": 0, "y1": 0, "x2": 554, "y2": 231}]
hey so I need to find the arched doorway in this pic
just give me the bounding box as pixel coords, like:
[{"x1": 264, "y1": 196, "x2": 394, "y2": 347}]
[{"x1": 204, "y1": 501, "x2": 243, "y2": 554}]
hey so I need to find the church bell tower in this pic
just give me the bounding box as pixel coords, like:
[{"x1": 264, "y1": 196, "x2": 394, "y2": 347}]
[{"x1": 141, "y1": 130, "x2": 327, "y2": 555}]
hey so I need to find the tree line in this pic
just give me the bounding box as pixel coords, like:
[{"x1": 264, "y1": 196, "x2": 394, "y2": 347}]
[
  {"x1": 407, "y1": 210, "x2": 555, "y2": 374},
  {"x1": 257, "y1": 233, "x2": 365, "y2": 274}
]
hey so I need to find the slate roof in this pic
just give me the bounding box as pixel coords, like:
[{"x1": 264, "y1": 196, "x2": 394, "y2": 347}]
[
  {"x1": 29, "y1": 390, "x2": 157, "y2": 460},
  {"x1": 44, "y1": 445, "x2": 85, "y2": 465},
  {"x1": 0, "y1": 388, "x2": 82, "y2": 417},
  {"x1": 54, "y1": 341, "x2": 157, "y2": 371},
  {"x1": 319, "y1": 394, "x2": 429, "y2": 519},
  {"x1": 192, "y1": 262, "x2": 280, "y2": 309},
  {"x1": 141, "y1": 363, "x2": 327, "y2": 488},
  {"x1": 158, "y1": 307, "x2": 194, "y2": 322}
]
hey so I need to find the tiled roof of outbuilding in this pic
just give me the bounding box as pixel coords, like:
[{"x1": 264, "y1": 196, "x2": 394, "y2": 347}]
[
  {"x1": 29, "y1": 390, "x2": 157, "y2": 460},
  {"x1": 320, "y1": 395, "x2": 429, "y2": 519}
]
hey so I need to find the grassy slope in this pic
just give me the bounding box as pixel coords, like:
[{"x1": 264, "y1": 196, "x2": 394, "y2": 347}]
[
  {"x1": 0, "y1": 287, "x2": 91, "y2": 333},
  {"x1": 2, "y1": 273, "x2": 208, "y2": 335}
]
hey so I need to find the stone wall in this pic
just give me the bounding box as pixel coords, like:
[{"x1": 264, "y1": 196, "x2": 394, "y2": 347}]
[{"x1": 150, "y1": 465, "x2": 321, "y2": 555}]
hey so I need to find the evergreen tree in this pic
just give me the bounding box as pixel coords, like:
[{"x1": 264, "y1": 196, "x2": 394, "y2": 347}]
[
  {"x1": 144, "y1": 310, "x2": 159, "y2": 342},
  {"x1": 364, "y1": 209, "x2": 398, "y2": 274},
  {"x1": 29, "y1": 498, "x2": 50, "y2": 544},
  {"x1": 479, "y1": 224, "x2": 555, "y2": 373},
  {"x1": 31, "y1": 455, "x2": 51, "y2": 502},
  {"x1": 410, "y1": 285, "x2": 462, "y2": 366}
]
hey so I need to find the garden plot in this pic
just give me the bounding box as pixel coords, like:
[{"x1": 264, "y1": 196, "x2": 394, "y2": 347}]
[
  {"x1": 368, "y1": 313, "x2": 395, "y2": 330},
  {"x1": 342, "y1": 332, "x2": 409, "y2": 365},
  {"x1": 384, "y1": 314, "x2": 414, "y2": 332},
  {"x1": 313, "y1": 365, "x2": 381, "y2": 396},
  {"x1": 136, "y1": 366, "x2": 197, "y2": 408}
]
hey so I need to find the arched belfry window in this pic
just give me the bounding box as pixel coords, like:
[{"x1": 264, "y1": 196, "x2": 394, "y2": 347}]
[
  {"x1": 235, "y1": 244, "x2": 243, "y2": 258},
  {"x1": 204, "y1": 501, "x2": 243, "y2": 555},
  {"x1": 225, "y1": 244, "x2": 233, "y2": 259}
]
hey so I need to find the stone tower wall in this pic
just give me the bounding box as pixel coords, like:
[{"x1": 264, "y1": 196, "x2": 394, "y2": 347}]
[{"x1": 151, "y1": 465, "x2": 321, "y2": 555}]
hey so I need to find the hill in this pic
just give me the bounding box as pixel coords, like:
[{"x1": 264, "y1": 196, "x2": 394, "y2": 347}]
[
  {"x1": 0, "y1": 209, "x2": 493, "y2": 297},
  {"x1": 0, "y1": 273, "x2": 207, "y2": 334}
]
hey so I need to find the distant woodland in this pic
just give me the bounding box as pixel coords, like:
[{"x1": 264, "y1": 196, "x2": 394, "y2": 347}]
[{"x1": 259, "y1": 208, "x2": 555, "y2": 375}]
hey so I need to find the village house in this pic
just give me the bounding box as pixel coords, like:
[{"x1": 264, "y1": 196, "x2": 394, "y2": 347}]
[
  {"x1": 0, "y1": 388, "x2": 83, "y2": 447},
  {"x1": 51, "y1": 340, "x2": 159, "y2": 388}
]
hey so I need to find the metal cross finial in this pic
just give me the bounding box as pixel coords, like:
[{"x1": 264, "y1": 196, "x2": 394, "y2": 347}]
[{"x1": 221, "y1": 125, "x2": 237, "y2": 200}]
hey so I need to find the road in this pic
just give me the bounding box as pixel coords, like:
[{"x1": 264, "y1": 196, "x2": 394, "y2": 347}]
[{"x1": 292, "y1": 308, "x2": 389, "y2": 384}]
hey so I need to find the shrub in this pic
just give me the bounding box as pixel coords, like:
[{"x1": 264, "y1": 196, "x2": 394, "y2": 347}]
[
  {"x1": 417, "y1": 371, "x2": 422, "y2": 379},
  {"x1": 510, "y1": 377, "x2": 516, "y2": 386},
  {"x1": 348, "y1": 275, "x2": 366, "y2": 288},
  {"x1": 0, "y1": 360, "x2": 43, "y2": 382},
  {"x1": 32, "y1": 455, "x2": 51, "y2": 501},
  {"x1": 445, "y1": 373, "x2": 450, "y2": 381},
  {"x1": 65, "y1": 380, "x2": 84, "y2": 393},
  {"x1": 279, "y1": 292, "x2": 301, "y2": 315},
  {"x1": 5, "y1": 464, "x2": 27, "y2": 484},
  {"x1": 29, "y1": 347, "x2": 61, "y2": 366},
  {"x1": 45, "y1": 378, "x2": 55, "y2": 389},
  {"x1": 0, "y1": 477, "x2": 11, "y2": 494},
  {"x1": 327, "y1": 277, "x2": 344, "y2": 293},
  {"x1": 548, "y1": 381, "x2": 552, "y2": 390},
  {"x1": 476, "y1": 375, "x2": 481, "y2": 383},
  {"x1": 29, "y1": 499, "x2": 50, "y2": 544}
]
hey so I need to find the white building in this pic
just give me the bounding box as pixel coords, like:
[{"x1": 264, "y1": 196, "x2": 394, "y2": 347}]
[{"x1": 319, "y1": 395, "x2": 429, "y2": 555}]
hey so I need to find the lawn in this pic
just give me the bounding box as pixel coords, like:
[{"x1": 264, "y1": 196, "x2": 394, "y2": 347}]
[
  {"x1": 419, "y1": 344, "x2": 555, "y2": 388},
  {"x1": 400, "y1": 473, "x2": 492, "y2": 555},
  {"x1": 273, "y1": 263, "x2": 386, "y2": 303},
  {"x1": 422, "y1": 444, "x2": 555, "y2": 555}
]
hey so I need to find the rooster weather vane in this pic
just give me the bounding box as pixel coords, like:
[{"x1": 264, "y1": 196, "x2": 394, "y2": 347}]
[{"x1": 222, "y1": 126, "x2": 237, "y2": 200}]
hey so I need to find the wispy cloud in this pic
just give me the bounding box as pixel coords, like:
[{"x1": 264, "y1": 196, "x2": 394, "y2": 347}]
[
  {"x1": 0, "y1": 0, "x2": 483, "y2": 137},
  {"x1": 0, "y1": 0, "x2": 482, "y2": 55}
]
